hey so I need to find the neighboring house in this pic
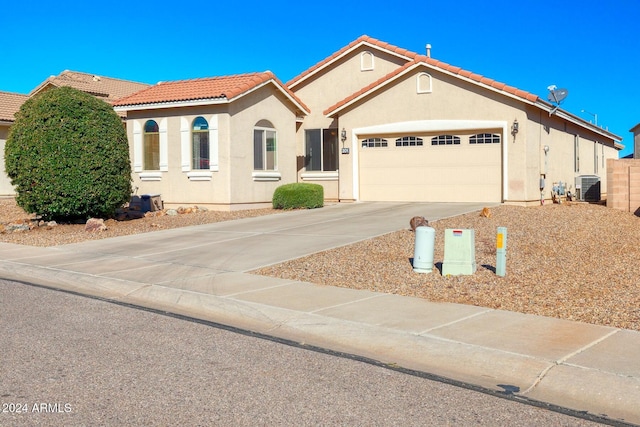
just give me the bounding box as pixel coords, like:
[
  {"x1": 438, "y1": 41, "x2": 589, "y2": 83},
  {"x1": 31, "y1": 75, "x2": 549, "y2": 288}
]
[
  {"x1": 0, "y1": 71, "x2": 151, "y2": 196},
  {"x1": 113, "y1": 72, "x2": 309, "y2": 210},
  {"x1": 0, "y1": 91, "x2": 29, "y2": 196},
  {"x1": 288, "y1": 35, "x2": 623, "y2": 204}
]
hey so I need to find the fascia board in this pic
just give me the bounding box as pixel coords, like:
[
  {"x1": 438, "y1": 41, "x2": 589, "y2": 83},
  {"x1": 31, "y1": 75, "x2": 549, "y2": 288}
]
[{"x1": 114, "y1": 98, "x2": 229, "y2": 112}]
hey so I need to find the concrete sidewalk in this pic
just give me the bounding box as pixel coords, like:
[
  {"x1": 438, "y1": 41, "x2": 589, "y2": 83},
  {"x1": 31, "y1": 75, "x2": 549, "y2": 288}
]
[{"x1": 0, "y1": 202, "x2": 638, "y2": 425}]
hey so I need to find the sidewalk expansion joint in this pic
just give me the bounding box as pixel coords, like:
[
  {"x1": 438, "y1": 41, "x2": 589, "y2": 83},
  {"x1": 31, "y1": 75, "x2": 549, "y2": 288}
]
[
  {"x1": 417, "y1": 308, "x2": 495, "y2": 334},
  {"x1": 520, "y1": 328, "x2": 622, "y2": 395},
  {"x1": 309, "y1": 293, "x2": 385, "y2": 314}
]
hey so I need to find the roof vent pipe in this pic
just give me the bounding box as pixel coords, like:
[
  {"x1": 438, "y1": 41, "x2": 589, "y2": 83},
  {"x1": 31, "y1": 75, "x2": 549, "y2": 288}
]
[{"x1": 426, "y1": 44, "x2": 432, "y2": 58}]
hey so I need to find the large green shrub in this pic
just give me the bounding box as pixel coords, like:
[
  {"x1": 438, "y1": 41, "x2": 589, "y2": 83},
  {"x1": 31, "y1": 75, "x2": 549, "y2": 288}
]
[
  {"x1": 272, "y1": 183, "x2": 324, "y2": 209},
  {"x1": 5, "y1": 86, "x2": 132, "y2": 220}
]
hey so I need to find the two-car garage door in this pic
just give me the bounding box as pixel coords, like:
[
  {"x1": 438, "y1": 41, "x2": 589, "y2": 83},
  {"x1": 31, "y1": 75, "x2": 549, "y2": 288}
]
[{"x1": 358, "y1": 131, "x2": 502, "y2": 203}]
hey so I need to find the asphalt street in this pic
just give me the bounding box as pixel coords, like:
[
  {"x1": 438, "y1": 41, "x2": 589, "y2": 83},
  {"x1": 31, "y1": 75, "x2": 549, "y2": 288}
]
[{"x1": 0, "y1": 280, "x2": 604, "y2": 426}]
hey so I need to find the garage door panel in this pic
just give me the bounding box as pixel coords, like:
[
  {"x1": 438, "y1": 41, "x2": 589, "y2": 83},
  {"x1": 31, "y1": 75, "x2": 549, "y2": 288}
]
[{"x1": 358, "y1": 139, "x2": 501, "y2": 203}]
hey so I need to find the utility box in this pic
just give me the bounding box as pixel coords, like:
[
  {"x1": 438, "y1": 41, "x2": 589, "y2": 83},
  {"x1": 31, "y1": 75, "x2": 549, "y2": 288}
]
[
  {"x1": 140, "y1": 194, "x2": 163, "y2": 212},
  {"x1": 442, "y1": 229, "x2": 477, "y2": 276}
]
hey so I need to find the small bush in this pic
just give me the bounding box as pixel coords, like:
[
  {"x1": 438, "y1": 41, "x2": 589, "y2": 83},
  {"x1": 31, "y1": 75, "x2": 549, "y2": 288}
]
[
  {"x1": 272, "y1": 183, "x2": 324, "y2": 209},
  {"x1": 5, "y1": 86, "x2": 132, "y2": 221}
]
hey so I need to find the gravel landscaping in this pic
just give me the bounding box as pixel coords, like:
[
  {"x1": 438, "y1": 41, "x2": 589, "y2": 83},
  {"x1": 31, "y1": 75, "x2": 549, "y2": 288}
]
[
  {"x1": 1, "y1": 198, "x2": 638, "y2": 332},
  {"x1": 254, "y1": 202, "x2": 640, "y2": 332}
]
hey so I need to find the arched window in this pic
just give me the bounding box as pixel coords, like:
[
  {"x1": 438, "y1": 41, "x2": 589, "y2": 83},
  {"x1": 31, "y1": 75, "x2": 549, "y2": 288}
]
[
  {"x1": 143, "y1": 120, "x2": 160, "y2": 170},
  {"x1": 431, "y1": 135, "x2": 460, "y2": 146},
  {"x1": 361, "y1": 51, "x2": 374, "y2": 71},
  {"x1": 254, "y1": 120, "x2": 277, "y2": 171},
  {"x1": 417, "y1": 72, "x2": 432, "y2": 93},
  {"x1": 192, "y1": 117, "x2": 210, "y2": 169}
]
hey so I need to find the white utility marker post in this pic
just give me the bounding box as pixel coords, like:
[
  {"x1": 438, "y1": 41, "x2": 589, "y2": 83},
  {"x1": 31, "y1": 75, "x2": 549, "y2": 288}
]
[{"x1": 496, "y1": 227, "x2": 507, "y2": 277}]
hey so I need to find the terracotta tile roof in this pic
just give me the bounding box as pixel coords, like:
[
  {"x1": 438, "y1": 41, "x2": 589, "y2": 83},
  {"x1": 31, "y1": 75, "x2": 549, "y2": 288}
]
[
  {"x1": 286, "y1": 35, "x2": 419, "y2": 88},
  {"x1": 324, "y1": 55, "x2": 540, "y2": 116},
  {"x1": 0, "y1": 91, "x2": 28, "y2": 122},
  {"x1": 29, "y1": 70, "x2": 150, "y2": 104},
  {"x1": 113, "y1": 71, "x2": 309, "y2": 114}
]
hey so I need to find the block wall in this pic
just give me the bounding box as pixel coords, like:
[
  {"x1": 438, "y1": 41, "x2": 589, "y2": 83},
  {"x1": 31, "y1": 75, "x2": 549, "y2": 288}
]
[{"x1": 607, "y1": 159, "x2": 640, "y2": 214}]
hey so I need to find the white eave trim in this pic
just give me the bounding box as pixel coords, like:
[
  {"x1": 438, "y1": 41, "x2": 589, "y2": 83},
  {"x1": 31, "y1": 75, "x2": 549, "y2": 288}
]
[
  {"x1": 326, "y1": 60, "x2": 623, "y2": 145},
  {"x1": 114, "y1": 98, "x2": 228, "y2": 112},
  {"x1": 114, "y1": 79, "x2": 308, "y2": 116}
]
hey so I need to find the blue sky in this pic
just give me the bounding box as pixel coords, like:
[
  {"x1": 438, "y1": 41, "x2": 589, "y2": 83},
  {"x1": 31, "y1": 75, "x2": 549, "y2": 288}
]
[{"x1": 3, "y1": 0, "x2": 638, "y2": 155}]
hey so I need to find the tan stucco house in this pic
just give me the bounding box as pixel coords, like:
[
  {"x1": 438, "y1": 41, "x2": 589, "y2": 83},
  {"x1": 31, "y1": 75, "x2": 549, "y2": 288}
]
[
  {"x1": 0, "y1": 38, "x2": 625, "y2": 209},
  {"x1": 113, "y1": 72, "x2": 309, "y2": 210},
  {"x1": 288, "y1": 36, "x2": 622, "y2": 205}
]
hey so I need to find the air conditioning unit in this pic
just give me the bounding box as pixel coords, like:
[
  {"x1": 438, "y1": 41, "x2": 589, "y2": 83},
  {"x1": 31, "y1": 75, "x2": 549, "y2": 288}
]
[{"x1": 575, "y1": 175, "x2": 600, "y2": 202}]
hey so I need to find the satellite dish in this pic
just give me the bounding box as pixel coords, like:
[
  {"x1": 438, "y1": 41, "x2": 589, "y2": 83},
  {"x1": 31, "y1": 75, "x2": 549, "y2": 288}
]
[
  {"x1": 546, "y1": 85, "x2": 569, "y2": 116},
  {"x1": 547, "y1": 86, "x2": 569, "y2": 105}
]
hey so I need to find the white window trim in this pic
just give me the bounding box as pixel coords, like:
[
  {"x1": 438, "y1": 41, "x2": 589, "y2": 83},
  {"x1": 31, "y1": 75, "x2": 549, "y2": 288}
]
[
  {"x1": 252, "y1": 171, "x2": 281, "y2": 181},
  {"x1": 209, "y1": 115, "x2": 219, "y2": 171},
  {"x1": 180, "y1": 117, "x2": 190, "y2": 172},
  {"x1": 159, "y1": 118, "x2": 168, "y2": 172},
  {"x1": 187, "y1": 171, "x2": 213, "y2": 181},
  {"x1": 301, "y1": 171, "x2": 339, "y2": 181},
  {"x1": 133, "y1": 120, "x2": 143, "y2": 172},
  {"x1": 417, "y1": 72, "x2": 433, "y2": 94},
  {"x1": 360, "y1": 51, "x2": 374, "y2": 71},
  {"x1": 139, "y1": 172, "x2": 162, "y2": 181}
]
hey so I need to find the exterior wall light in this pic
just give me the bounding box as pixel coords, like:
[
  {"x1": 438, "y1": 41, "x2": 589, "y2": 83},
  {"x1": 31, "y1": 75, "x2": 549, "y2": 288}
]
[
  {"x1": 340, "y1": 128, "x2": 349, "y2": 154},
  {"x1": 511, "y1": 119, "x2": 519, "y2": 135}
]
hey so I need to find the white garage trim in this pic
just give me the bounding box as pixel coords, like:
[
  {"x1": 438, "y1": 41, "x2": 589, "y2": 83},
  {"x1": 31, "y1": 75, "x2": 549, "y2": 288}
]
[{"x1": 351, "y1": 120, "x2": 508, "y2": 201}]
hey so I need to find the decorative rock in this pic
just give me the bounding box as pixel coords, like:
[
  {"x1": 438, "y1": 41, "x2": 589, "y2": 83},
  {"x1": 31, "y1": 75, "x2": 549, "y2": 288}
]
[
  {"x1": 85, "y1": 218, "x2": 107, "y2": 232},
  {"x1": 7, "y1": 223, "x2": 30, "y2": 232},
  {"x1": 166, "y1": 209, "x2": 178, "y2": 216},
  {"x1": 409, "y1": 216, "x2": 429, "y2": 231}
]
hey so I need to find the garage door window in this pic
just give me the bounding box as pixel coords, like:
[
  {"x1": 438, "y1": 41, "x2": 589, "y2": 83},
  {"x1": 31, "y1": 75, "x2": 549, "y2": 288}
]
[
  {"x1": 305, "y1": 129, "x2": 338, "y2": 171},
  {"x1": 431, "y1": 135, "x2": 460, "y2": 145},
  {"x1": 362, "y1": 138, "x2": 388, "y2": 148},
  {"x1": 396, "y1": 136, "x2": 423, "y2": 147},
  {"x1": 470, "y1": 133, "x2": 500, "y2": 144}
]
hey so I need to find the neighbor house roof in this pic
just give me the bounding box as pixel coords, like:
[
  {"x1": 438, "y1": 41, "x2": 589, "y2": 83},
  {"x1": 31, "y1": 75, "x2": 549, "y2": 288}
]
[
  {"x1": 0, "y1": 91, "x2": 29, "y2": 123},
  {"x1": 113, "y1": 71, "x2": 310, "y2": 114},
  {"x1": 29, "y1": 70, "x2": 150, "y2": 104}
]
